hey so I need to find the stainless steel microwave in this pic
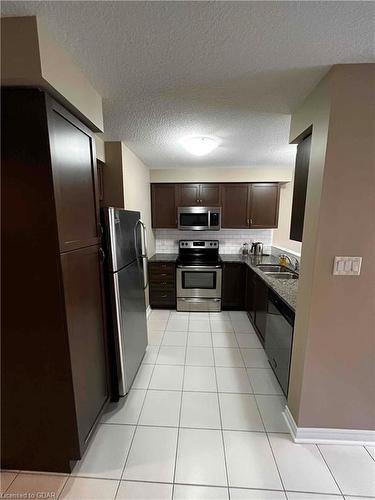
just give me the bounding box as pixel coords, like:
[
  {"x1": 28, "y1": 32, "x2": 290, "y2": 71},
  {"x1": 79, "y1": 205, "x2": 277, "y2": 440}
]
[{"x1": 177, "y1": 207, "x2": 221, "y2": 231}]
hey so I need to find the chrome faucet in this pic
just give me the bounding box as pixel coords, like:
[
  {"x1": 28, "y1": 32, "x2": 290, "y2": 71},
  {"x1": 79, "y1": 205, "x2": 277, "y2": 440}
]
[{"x1": 283, "y1": 254, "x2": 300, "y2": 272}]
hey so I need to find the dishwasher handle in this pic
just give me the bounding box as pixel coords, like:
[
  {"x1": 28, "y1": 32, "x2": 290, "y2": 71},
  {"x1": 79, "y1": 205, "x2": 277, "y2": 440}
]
[{"x1": 269, "y1": 290, "x2": 295, "y2": 326}]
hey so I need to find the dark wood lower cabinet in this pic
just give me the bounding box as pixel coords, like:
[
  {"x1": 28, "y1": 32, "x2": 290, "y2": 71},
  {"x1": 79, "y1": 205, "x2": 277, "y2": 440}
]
[
  {"x1": 245, "y1": 266, "x2": 256, "y2": 321},
  {"x1": 61, "y1": 246, "x2": 108, "y2": 451},
  {"x1": 222, "y1": 262, "x2": 246, "y2": 310},
  {"x1": 254, "y1": 276, "x2": 269, "y2": 342},
  {"x1": 149, "y1": 262, "x2": 176, "y2": 308}
]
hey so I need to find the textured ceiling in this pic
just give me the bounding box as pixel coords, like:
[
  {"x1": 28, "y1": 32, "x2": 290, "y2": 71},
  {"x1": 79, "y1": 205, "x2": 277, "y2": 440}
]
[{"x1": 2, "y1": 1, "x2": 374, "y2": 168}]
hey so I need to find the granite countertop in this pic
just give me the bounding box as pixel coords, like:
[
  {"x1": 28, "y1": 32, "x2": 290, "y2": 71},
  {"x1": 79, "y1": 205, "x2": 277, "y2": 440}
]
[
  {"x1": 221, "y1": 253, "x2": 298, "y2": 311},
  {"x1": 149, "y1": 253, "x2": 178, "y2": 262},
  {"x1": 149, "y1": 252, "x2": 298, "y2": 311}
]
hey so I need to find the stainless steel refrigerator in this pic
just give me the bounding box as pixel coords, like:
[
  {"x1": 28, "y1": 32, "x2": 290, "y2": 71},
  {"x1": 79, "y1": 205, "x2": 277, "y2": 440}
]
[{"x1": 102, "y1": 208, "x2": 148, "y2": 397}]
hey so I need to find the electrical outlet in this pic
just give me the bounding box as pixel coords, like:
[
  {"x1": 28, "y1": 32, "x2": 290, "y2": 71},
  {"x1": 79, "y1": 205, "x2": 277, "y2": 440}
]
[{"x1": 333, "y1": 256, "x2": 362, "y2": 276}]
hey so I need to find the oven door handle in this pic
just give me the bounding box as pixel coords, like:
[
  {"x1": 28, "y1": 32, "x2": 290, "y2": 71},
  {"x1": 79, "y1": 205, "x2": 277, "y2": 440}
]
[{"x1": 177, "y1": 265, "x2": 222, "y2": 270}]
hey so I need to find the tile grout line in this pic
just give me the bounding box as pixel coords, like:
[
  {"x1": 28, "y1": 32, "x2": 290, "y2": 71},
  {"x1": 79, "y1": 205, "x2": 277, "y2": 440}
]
[
  {"x1": 238, "y1": 336, "x2": 288, "y2": 495},
  {"x1": 170, "y1": 311, "x2": 190, "y2": 500},
  {"x1": 116, "y1": 311, "x2": 171, "y2": 497},
  {"x1": 364, "y1": 445, "x2": 375, "y2": 463},
  {"x1": 100, "y1": 421, "x2": 290, "y2": 435},
  {"x1": 213, "y1": 319, "x2": 231, "y2": 500},
  {"x1": 316, "y1": 444, "x2": 345, "y2": 498},
  {"x1": 55, "y1": 474, "x2": 72, "y2": 499}
]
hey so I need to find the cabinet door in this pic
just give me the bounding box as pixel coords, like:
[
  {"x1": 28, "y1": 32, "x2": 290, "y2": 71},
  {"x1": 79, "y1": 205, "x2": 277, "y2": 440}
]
[
  {"x1": 221, "y1": 184, "x2": 250, "y2": 228},
  {"x1": 178, "y1": 184, "x2": 200, "y2": 206},
  {"x1": 47, "y1": 98, "x2": 100, "y2": 252},
  {"x1": 222, "y1": 262, "x2": 245, "y2": 309},
  {"x1": 151, "y1": 184, "x2": 177, "y2": 228},
  {"x1": 245, "y1": 267, "x2": 256, "y2": 322},
  {"x1": 199, "y1": 184, "x2": 221, "y2": 206},
  {"x1": 249, "y1": 183, "x2": 280, "y2": 228},
  {"x1": 290, "y1": 134, "x2": 311, "y2": 242},
  {"x1": 254, "y1": 276, "x2": 268, "y2": 342},
  {"x1": 61, "y1": 245, "x2": 108, "y2": 452}
]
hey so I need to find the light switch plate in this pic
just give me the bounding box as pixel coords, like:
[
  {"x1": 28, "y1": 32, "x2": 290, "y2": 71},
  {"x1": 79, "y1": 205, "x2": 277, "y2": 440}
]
[{"x1": 333, "y1": 256, "x2": 362, "y2": 275}]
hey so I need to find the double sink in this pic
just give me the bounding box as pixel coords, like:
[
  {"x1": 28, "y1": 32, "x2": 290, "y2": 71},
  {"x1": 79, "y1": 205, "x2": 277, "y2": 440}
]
[{"x1": 256, "y1": 264, "x2": 299, "y2": 280}]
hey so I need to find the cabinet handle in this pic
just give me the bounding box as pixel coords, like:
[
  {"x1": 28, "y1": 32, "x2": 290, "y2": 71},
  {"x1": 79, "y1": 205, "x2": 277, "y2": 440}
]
[
  {"x1": 247, "y1": 218, "x2": 250, "y2": 226},
  {"x1": 161, "y1": 294, "x2": 167, "y2": 298},
  {"x1": 160, "y1": 273, "x2": 167, "y2": 276},
  {"x1": 99, "y1": 248, "x2": 105, "y2": 261}
]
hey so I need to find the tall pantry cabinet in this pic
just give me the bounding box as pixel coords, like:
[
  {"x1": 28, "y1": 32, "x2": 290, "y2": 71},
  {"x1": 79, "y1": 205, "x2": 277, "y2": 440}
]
[{"x1": 1, "y1": 88, "x2": 109, "y2": 472}]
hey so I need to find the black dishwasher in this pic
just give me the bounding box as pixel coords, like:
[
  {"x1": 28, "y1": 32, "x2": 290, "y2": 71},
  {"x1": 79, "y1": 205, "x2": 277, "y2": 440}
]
[{"x1": 265, "y1": 290, "x2": 295, "y2": 396}]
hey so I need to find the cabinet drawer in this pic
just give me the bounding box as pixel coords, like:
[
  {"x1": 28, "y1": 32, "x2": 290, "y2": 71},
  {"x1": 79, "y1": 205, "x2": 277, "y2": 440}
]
[
  {"x1": 149, "y1": 274, "x2": 175, "y2": 285},
  {"x1": 148, "y1": 262, "x2": 176, "y2": 272},
  {"x1": 149, "y1": 280, "x2": 175, "y2": 291},
  {"x1": 149, "y1": 288, "x2": 175, "y2": 308},
  {"x1": 149, "y1": 263, "x2": 175, "y2": 280}
]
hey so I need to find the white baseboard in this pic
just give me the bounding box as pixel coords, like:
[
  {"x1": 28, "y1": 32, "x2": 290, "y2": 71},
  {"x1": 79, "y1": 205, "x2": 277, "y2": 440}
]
[
  {"x1": 146, "y1": 306, "x2": 152, "y2": 318},
  {"x1": 283, "y1": 406, "x2": 375, "y2": 446}
]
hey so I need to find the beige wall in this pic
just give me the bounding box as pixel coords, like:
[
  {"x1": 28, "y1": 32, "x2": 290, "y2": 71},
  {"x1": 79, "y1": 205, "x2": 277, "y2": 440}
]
[
  {"x1": 1, "y1": 16, "x2": 103, "y2": 132},
  {"x1": 95, "y1": 135, "x2": 106, "y2": 163},
  {"x1": 150, "y1": 166, "x2": 293, "y2": 183},
  {"x1": 122, "y1": 144, "x2": 155, "y2": 259},
  {"x1": 288, "y1": 64, "x2": 375, "y2": 431}
]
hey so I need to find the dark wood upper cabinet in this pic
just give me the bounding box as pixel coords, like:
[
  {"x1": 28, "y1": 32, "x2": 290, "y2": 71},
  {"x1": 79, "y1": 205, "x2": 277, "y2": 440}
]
[
  {"x1": 199, "y1": 183, "x2": 221, "y2": 206},
  {"x1": 221, "y1": 183, "x2": 250, "y2": 228},
  {"x1": 222, "y1": 262, "x2": 246, "y2": 309},
  {"x1": 2, "y1": 88, "x2": 109, "y2": 473},
  {"x1": 177, "y1": 183, "x2": 221, "y2": 206},
  {"x1": 151, "y1": 182, "x2": 280, "y2": 229},
  {"x1": 290, "y1": 134, "x2": 312, "y2": 242},
  {"x1": 47, "y1": 97, "x2": 100, "y2": 252},
  {"x1": 177, "y1": 183, "x2": 200, "y2": 206},
  {"x1": 151, "y1": 184, "x2": 177, "y2": 228},
  {"x1": 249, "y1": 183, "x2": 280, "y2": 228}
]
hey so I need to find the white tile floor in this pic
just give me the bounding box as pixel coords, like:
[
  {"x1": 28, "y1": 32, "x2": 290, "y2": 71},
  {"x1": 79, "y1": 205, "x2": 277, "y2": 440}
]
[{"x1": 1, "y1": 309, "x2": 375, "y2": 500}]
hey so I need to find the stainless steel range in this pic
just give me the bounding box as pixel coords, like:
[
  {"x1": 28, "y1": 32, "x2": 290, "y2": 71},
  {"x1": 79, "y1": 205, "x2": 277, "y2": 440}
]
[{"x1": 176, "y1": 240, "x2": 222, "y2": 312}]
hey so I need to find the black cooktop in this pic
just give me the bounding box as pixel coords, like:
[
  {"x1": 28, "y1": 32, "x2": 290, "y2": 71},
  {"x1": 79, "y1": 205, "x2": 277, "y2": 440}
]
[
  {"x1": 176, "y1": 254, "x2": 222, "y2": 267},
  {"x1": 177, "y1": 239, "x2": 222, "y2": 267}
]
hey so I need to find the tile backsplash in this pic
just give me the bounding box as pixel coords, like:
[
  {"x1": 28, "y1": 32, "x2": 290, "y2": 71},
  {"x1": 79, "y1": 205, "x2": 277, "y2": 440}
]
[{"x1": 154, "y1": 229, "x2": 273, "y2": 254}]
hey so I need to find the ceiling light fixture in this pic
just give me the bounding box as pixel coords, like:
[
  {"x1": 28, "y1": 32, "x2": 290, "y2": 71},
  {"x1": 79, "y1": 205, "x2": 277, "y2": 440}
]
[{"x1": 181, "y1": 136, "x2": 218, "y2": 156}]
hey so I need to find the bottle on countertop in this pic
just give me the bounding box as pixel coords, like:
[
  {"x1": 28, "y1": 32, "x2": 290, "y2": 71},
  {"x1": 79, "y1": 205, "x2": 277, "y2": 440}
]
[
  {"x1": 241, "y1": 242, "x2": 249, "y2": 256},
  {"x1": 278, "y1": 254, "x2": 288, "y2": 266}
]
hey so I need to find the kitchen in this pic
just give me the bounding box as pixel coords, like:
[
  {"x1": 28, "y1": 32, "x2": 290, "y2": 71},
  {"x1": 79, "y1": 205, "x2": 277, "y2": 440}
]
[{"x1": 1, "y1": 3, "x2": 375, "y2": 500}]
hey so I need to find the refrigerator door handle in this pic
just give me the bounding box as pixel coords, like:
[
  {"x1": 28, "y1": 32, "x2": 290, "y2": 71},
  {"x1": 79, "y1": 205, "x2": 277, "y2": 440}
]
[
  {"x1": 139, "y1": 219, "x2": 149, "y2": 290},
  {"x1": 134, "y1": 219, "x2": 149, "y2": 290},
  {"x1": 139, "y1": 220, "x2": 148, "y2": 258}
]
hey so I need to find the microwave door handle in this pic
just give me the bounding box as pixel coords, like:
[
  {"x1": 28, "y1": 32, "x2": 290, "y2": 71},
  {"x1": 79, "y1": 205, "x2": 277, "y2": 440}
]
[{"x1": 208, "y1": 210, "x2": 211, "y2": 230}]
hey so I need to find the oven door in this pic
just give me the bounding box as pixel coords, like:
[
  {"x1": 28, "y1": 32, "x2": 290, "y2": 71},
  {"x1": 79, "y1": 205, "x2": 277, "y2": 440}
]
[
  {"x1": 178, "y1": 207, "x2": 209, "y2": 231},
  {"x1": 177, "y1": 266, "x2": 222, "y2": 298}
]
